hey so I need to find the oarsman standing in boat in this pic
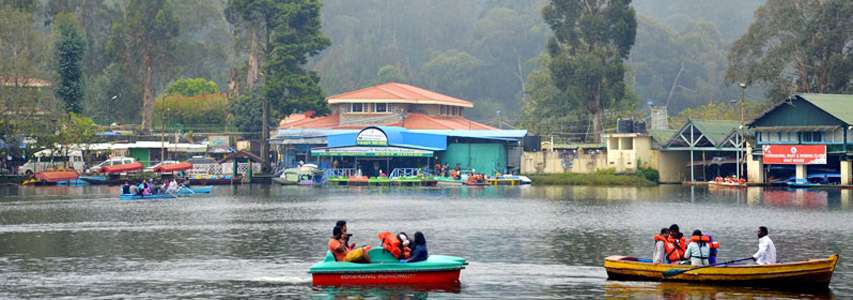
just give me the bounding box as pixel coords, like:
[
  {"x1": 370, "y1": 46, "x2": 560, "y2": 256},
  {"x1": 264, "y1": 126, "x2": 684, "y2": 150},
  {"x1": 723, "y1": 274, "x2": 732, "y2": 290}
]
[{"x1": 752, "y1": 226, "x2": 776, "y2": 265}]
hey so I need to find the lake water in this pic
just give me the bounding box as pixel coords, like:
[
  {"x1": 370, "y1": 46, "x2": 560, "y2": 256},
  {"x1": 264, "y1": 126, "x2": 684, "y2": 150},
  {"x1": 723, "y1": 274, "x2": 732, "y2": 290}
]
[{"x1": 0, "y1": 184, "x2": 850, "y2": 299}]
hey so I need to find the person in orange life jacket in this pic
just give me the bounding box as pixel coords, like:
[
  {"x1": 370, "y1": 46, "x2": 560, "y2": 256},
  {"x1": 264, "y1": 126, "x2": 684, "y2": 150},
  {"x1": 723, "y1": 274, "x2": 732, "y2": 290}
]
[
  {"x1": 377, "y1": 231, "x2": 411, "y2": 259},
  {"x1": 401, "y1": 232, "x2": 428, "y2": 263},
  {"x1": 652, "y1": 228, "x2": 670, "y2": 263},
  {"x1": 684, "y1": 230, "x2": 711, "y2": 266},
  {"x1": 329, "y1": 222, "x2": 371, "y2": 263},
  {"x1": 669, "y1": 224, "x2": 687, "y2": 253}
]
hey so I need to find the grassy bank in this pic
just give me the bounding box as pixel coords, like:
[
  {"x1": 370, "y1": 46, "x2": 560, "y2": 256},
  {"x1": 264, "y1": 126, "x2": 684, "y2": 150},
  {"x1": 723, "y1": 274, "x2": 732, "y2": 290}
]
[{"x1": 528, "y1": 172, "x2": 656, "y2": 186}]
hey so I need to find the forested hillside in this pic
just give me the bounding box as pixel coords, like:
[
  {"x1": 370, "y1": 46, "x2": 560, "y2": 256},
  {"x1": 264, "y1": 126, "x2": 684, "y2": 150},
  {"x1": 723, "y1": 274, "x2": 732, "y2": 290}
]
[{"x1": 2, "y1": 0, "x2": 778, "y2": 133}]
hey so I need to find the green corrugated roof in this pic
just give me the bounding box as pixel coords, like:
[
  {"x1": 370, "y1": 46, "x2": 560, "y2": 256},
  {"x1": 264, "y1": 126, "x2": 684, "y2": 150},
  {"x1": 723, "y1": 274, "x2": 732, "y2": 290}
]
[
  {"x1": 799, "y1": 93, "x2": 853, "y2": 125},
  {"x1": 689, "y1": 120, "x2": 741, "y2": 146},
  {"x1": 649, "y1": 129, "x2": 677, "y2": 145}
]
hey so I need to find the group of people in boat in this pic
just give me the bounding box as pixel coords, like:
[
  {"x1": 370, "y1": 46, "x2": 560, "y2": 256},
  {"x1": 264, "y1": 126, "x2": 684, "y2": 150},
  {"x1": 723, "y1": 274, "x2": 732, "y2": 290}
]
[
  {"x1": 121, "y1": 178, "x2": 190, "y2": 196},
  {"x1": 713, "y1": 175, "x2": 746, "y2": 184},
  {"x1": 328, "y1": 220, "x2": 428, "y2": 264},
  {"x1": 653, "y1": 224, "x2": 776, "y2": 266}
]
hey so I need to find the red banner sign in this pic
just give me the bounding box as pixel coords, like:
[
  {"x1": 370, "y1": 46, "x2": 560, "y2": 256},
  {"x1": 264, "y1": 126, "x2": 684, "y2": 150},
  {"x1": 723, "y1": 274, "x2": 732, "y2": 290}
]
[{"x1": 762, "y1": 144, "x2": 827, "y2": 165}]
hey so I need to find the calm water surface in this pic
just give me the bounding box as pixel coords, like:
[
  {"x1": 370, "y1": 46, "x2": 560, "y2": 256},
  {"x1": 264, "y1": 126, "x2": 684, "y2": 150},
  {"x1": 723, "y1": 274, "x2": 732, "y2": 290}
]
[{"x1": 0, "y1": 184, "x2": 850, "y2": 299}]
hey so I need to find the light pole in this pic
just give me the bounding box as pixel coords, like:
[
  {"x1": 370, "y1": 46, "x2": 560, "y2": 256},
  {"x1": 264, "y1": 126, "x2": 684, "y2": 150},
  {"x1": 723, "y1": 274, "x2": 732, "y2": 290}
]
[
  {"x1": 738, "y1": 82, "x2": 747, "y2": 179},
  {"x1": 108, "y1": 95, "x2": 118, "y2": 127},
  {"x1": 160, "y1": 108, "x2": 170, "y2": 164}
]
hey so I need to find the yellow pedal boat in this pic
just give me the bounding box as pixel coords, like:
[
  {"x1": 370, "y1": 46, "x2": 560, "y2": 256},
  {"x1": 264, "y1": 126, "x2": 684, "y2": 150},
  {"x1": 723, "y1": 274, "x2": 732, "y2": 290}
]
[{"x1": 604, "y1": 254, "x2": 838, "y2": 290}]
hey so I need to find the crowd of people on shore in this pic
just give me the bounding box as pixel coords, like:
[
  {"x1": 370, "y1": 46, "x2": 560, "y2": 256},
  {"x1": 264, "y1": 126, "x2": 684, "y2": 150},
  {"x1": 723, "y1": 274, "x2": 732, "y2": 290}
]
[
  {"x1": 121, "y1": 178, "x2": 191, "y2": 196},
  {"x1": 328, "y1": 220, "x2": 428, "y2": 264},
  {"x1": 653, "y1": 224, "x2": 776, "y2": 266}
]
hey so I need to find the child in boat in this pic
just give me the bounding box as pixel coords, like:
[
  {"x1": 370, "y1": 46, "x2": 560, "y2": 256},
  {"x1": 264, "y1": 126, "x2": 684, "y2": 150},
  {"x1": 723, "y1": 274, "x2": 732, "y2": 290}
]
[{"x1": 401, "y1": 232, "x2": 428, "y2": 263}]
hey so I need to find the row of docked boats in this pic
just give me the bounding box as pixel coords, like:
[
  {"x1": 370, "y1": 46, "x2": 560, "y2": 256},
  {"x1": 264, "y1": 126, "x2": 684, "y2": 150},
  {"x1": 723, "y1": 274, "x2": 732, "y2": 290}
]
[{"x1": 272, "y1": 164, "x2": 532, "y2": 186}]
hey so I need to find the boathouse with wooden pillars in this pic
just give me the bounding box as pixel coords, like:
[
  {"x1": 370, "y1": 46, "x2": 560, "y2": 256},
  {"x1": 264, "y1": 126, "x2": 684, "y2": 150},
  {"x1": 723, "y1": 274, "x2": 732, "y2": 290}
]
[
  {"x1": 600, "y1": 120, "x2": 747, "y2": 184},
  {"x1": 746, "y1": 93, "x2": 853, "y2": 185}
]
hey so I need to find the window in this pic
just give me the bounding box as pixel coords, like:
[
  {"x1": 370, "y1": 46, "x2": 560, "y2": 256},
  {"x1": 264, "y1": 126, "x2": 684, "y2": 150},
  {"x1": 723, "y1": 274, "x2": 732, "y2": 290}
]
[
  {"x1": 801, "y1": 131, "x2": 823, "y2": 143},
  {"x1": 375, "y1": 103, "x2": 387, "y2": 113},
  {"x1": 351, "y1": 103, "x2": 363, "y2": 112}
]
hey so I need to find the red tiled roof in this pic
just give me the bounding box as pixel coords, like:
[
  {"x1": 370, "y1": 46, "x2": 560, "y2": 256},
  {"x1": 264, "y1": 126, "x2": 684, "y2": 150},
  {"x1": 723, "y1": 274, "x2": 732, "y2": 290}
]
[
  {"x1": 327, "y1": 82, "x2": 474, "y2": 108},
  {"x1": 279, "y1": 112, "x2": 494, "y2": 130},
  {"x1": 402, "y1": 113, "x2": 496, "y2": 130}
]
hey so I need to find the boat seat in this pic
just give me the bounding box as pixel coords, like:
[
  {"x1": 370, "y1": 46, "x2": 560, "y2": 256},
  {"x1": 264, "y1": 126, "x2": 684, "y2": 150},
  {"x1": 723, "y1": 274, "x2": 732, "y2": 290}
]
[{"x1": 322, "y1": 248, "x2": 401, "y2": 264}]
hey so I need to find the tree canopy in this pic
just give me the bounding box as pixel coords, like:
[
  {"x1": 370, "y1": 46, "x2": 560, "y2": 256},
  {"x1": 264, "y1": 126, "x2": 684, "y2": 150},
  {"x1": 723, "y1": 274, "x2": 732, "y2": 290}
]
[
  {"x1": 542, "y1": 0, "x2": 638, "y2": 142},
  {"x1": 726, "y1": 0, "x2": 853, "y2": 100}
]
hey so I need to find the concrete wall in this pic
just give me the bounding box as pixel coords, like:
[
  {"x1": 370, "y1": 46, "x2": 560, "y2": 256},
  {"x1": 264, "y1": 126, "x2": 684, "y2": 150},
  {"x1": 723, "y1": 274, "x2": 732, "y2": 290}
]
[
  {"x1": 653, "y1": 150, "x2": 690, "y2": 183},
  {"x1": 605, "y1": 135, "x2": 654, "y2": 172},
  {"x1": 521, "y1": 149, "x2": 607, "y2": 174}
]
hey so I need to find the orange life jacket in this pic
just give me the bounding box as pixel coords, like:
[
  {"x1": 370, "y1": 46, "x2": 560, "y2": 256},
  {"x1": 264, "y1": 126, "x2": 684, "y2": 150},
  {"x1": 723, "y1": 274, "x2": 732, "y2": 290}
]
[
  {"x1": 664, "y1": 236, "x2": 686, "y2": 262},
  {"x1": 691, "y1": 235, "x2": 720, "y2": 249},
  {"x1": 377, "y1": 231, "x2": 411, "y2": 259}
]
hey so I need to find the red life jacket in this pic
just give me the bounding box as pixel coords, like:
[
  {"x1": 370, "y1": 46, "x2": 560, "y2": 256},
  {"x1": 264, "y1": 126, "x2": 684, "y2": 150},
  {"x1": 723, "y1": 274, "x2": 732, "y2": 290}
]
[
  {"x1": 664, "y1": 236, "x2": 686, "y2": 262},
  {"x1": 377, "y1": 231, "x2": 410, "y2": 259}
]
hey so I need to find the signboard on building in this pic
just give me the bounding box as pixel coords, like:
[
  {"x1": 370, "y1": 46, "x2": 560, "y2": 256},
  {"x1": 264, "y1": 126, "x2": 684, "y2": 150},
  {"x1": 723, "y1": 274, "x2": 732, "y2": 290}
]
[
  {"x1": 356, "y1": 128, "x2": 388, "y2": 146},
  {"x1": 762, "y1": 144, "x2": 827, "y2": 165},
  {"x1": 312, "y1": 146, "x2": 432, "y2": 157}
]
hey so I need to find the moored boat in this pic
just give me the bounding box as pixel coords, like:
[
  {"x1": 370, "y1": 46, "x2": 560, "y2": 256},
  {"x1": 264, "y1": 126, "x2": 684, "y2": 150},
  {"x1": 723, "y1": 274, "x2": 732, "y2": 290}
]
[
  {"x1": 604, "y1": 254, "x2": 838, "y2": 289},
  {"x1": 119, "y1": 186, "x2": 212, "y2": 201},
  {"x1": 273, "y1": 164, "x2": 323, "y2": 185},
  {"x1": 309, "y1": 248, "x2": 466, "y2": 287}
]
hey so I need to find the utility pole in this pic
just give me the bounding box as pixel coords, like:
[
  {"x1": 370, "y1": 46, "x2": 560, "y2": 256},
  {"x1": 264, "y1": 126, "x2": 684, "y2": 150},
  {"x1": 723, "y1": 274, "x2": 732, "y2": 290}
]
[
  {"x1": 160, "y1": 108, "x2": 170, "y2": 164},
  {"x1": 738, "y1": 82, "x2": 747, "y2": 179}
]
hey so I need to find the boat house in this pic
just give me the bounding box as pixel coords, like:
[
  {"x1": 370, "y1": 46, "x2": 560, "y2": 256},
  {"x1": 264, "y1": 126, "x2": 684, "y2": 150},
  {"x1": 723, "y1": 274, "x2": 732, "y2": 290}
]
[
  {"x1": 746, "y1": 93, "x2": 853, "y2": 184},
  {"x1": 270, "y1": 82, "x2": 526, "y2": 176}
]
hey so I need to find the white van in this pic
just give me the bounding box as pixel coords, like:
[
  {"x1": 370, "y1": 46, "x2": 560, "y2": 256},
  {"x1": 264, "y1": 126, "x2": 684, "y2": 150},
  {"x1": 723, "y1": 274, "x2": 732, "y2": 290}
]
[
  {"x1": 87, "y1": 157, "x2": 137, "y2": 173},
  {"x1": 17, "y1": 150, "x2": 85, "y2": 175}
]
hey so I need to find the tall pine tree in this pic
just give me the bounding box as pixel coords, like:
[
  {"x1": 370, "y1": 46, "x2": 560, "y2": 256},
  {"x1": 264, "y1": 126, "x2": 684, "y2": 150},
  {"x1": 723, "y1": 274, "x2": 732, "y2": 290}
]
[
  {"x1": 53, "y1": 12, "x2": 87, "y2": 114},
  {"x1": 226, "y1": 0, "x2": 329, "y2": 171},
  {"x1": 543, "y1": 0, "x2": 637, "y2": 142},
  {"x1": 127, "y1": 0, "x2": 179, "y2": 131}
]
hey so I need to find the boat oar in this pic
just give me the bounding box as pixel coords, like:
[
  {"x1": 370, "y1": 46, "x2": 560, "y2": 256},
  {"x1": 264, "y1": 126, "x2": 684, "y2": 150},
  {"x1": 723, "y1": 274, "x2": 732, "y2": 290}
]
[{"x1": 662, "y1": 257, "x2": 754, "y2": 278}]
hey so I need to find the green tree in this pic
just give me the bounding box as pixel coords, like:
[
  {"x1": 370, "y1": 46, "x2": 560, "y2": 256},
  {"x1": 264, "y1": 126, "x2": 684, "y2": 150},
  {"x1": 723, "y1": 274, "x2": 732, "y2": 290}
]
[
  {"x1": 127, "y1": 0, "x2": 179, "y2": 131},
  {"x1": 163, "y1": 77, "x2": 219, "y2": 97},
  {"x1": 53, "y1": 12, "x2": 87, "y2": 114},
  {"x1": 375, "y1": 64, "x2": 407, "y2": 84},
  {"x1": 543, "y1": 0, "x2": 637, "y2": 142},
  {"x1": 420, "y1": 50, "x2": 483, "y2": 104},
  {"x1": 726, "y1": 0, "x2": 853, "y2": 100},
  {"x1": 54, "y1": 113, "x2": 98, "y2": 167},
  {"x1": 227, "y1": 0, "x2": 330, "y2": 171},
  {"x1": 0, "y1": 8, "x2": 56, "y2": 149}
]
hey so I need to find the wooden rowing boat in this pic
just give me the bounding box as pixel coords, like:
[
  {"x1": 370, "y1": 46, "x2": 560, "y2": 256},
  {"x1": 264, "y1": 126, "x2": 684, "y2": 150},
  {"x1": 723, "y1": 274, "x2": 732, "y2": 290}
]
[{"x1": 604, "y1": 254, "x2": 838, "y2": 289}]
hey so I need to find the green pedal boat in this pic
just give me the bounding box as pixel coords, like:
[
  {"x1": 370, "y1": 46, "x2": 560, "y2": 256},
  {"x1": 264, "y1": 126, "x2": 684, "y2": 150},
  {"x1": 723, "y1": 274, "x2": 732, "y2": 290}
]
[{"x1": 308, "y1": 248, "x2": 467, "y2": 287}]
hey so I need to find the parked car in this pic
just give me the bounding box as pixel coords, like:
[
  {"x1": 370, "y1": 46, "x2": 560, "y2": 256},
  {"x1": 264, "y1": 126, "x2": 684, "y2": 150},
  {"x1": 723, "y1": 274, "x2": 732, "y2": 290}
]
[
  {"x1": 17, "y1": 150, "x2": 85, "y2": 175},
  {"x1": 87, "y1": 157, "x2": 136, "y2": 173},
  {"x1": 144, "y1": 160, "x2": 180, "y2": 173}
]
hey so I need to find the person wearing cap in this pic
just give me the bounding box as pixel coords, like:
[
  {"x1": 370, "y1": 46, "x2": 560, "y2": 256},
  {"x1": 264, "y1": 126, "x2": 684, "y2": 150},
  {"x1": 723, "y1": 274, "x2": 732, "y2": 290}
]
[{"x1": 752, "y1": 226, "x2": 776, "y2": 265}]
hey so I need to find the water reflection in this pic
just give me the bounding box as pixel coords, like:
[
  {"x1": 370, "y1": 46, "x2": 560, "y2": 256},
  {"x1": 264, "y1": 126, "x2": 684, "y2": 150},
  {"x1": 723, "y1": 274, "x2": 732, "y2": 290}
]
[
  {"x1": 604, "y1": 281, "x2": 835, "y2": 299},
  {"x1": 0, "y1": 184, "x2": 850, "y2": 298}
]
